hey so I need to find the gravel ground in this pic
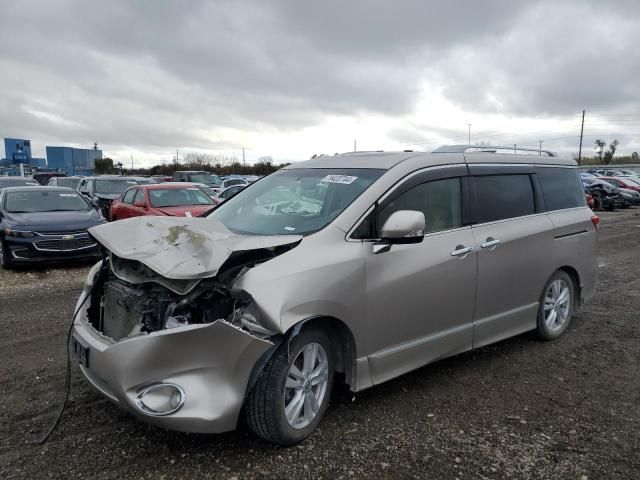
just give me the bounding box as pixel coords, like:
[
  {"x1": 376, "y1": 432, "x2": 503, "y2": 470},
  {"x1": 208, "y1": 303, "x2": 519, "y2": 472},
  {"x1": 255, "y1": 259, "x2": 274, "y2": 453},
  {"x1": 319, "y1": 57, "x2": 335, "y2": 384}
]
[{"x1": 1, "y1": 209, "x2": 639, "y2": 479}]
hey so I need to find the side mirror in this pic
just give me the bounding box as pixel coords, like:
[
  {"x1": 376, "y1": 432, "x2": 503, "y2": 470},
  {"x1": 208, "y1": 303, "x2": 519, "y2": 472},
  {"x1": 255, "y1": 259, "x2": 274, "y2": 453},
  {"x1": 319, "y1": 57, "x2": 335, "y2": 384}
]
[
  {"x1": 380, "y1": 210, "x2": 425, "y2": 244},
  {"x1": 133, "y1": 199, "x2": 146, "y2": 208}
]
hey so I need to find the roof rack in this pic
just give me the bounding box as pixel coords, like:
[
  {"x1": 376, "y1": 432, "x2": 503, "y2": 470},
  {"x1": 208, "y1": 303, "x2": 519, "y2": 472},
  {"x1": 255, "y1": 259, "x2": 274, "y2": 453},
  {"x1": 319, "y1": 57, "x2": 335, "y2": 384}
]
[{"x1": 432, "y1": 144, "x2": 558, "y2": 157}]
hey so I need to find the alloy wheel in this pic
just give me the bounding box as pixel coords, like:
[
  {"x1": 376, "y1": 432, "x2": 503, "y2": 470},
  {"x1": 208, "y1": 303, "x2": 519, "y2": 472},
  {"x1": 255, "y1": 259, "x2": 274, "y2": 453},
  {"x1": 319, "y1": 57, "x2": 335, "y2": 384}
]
[
  {"x1": 283, "y1": 342, "x2": 329, "y2": 429},
  {"x1": 543, "y1": 279, "x2": 571, "y2": 331}
]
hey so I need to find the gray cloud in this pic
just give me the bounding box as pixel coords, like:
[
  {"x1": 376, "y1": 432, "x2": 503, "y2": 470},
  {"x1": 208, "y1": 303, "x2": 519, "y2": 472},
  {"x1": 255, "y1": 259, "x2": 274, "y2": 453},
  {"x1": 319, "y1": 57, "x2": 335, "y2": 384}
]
[{"x1": 0, "y1": 0, "x2": 638, "y2": 161}]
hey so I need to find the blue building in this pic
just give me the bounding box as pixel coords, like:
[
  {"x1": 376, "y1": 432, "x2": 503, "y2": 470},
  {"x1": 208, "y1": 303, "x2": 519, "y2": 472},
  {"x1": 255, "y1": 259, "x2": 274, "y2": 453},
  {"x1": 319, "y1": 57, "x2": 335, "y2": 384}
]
[
  {"x1": 3, "y1": 138, "x2": 32, "y2": 164},
  {"x1": 31, "y1": 157, "x2": 47, "y2": 169},
  {"x1": 46, "y1": 146, "x2": 101, "y2": 176}
]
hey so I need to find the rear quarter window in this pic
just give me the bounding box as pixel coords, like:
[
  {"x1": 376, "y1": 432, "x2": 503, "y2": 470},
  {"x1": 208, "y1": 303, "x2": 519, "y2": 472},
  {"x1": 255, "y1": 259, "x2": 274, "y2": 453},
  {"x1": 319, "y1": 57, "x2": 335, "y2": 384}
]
[{"x1": 537, "y1": 167, "x2": 587, "y2": 211}]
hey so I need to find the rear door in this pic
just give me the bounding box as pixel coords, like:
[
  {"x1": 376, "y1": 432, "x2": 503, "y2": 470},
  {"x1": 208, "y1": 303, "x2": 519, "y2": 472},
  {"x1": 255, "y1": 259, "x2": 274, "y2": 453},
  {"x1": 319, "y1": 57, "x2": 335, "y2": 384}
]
[{"x1": 469, "y1": 166, "x2": 555, "y2": 348}]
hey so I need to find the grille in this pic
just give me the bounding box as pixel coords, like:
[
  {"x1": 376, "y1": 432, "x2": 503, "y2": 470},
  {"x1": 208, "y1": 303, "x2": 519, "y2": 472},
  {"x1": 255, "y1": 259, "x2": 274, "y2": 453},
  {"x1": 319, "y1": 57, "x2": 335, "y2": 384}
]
[
  {"x1": 34, "y1": 229, "x2": 88, "y2": 236},
  {"x1": 33, "y1": 237, "x2": 96, "y2": 251}
]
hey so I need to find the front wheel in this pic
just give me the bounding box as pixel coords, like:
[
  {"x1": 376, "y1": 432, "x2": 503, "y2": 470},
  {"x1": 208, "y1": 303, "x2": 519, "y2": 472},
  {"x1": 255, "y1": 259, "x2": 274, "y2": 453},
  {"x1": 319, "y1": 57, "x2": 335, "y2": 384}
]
[
  {"x1": 536, "y1": 271, "x2": 575, "y2": 340},
  {"x1": 245, "y1": 326, "x2": 334, "y2": 445}
]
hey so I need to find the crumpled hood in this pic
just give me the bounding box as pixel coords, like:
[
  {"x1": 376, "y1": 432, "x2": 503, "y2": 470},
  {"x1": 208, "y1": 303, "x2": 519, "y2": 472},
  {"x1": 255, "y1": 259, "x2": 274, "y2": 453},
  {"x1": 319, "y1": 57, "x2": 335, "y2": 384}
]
[{"x1": 88, "y1": 216, "x2": 302, "y2": 280}]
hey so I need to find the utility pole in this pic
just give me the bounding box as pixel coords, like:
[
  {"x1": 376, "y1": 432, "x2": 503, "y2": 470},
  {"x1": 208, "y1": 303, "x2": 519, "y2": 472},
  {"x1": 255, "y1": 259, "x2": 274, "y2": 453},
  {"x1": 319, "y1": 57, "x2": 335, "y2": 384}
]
[
  {"x1": 468, "y1": 124, "x2": 471, "y2": 145},
  {"x1": 130, "y1": 154, "x2": 133, "y2": 172},
  {"x1": 578, "y1": 109, "x2": 585, "y2": 165},
  {"x1": 242, "y1": 148, "x2": 246, "y2": 169},
  {"x1": 514, "y1": 144, "x2": 517, "y2": 154},
  {"x1": 353, "y1": 139, "x2": 357, "y2": 152},
  {"x1": 538, "y1": 140, "x2": 543, "y2": 156},
  {"x1": 176, "y1": 149, "x2": 179, "y2": 166}
]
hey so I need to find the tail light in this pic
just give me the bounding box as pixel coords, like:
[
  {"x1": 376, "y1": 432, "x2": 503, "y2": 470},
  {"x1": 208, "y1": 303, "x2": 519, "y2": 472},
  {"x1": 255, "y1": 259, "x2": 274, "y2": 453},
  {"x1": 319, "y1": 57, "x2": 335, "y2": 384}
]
[{"x1": 591, "y1": 215, "x2": 600, "y2": 229}]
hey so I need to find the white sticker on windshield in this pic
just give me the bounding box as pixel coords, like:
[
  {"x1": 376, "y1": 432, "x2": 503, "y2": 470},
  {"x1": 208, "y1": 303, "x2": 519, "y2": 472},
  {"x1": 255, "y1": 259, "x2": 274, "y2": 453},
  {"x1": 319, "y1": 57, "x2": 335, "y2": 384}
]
[
  {"x1": 185, "y1": 211, "x2": 192, "y2": 217},
  {"x1": 284, "y1": 226, "x2": 296, "y2": 231},
  {"x1": 59, "y1": 193, "x2": 78, "y2": 197},
  {"x1": 321, "y1": 175, "x2": 358, "y2": 185}
]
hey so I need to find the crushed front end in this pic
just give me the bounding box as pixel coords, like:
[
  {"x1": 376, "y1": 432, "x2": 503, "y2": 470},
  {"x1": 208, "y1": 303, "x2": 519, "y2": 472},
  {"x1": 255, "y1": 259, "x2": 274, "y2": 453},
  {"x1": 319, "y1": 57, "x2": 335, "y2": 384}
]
[{"x1": 72, "y1": 253, "x2": 279, "y2": 433}]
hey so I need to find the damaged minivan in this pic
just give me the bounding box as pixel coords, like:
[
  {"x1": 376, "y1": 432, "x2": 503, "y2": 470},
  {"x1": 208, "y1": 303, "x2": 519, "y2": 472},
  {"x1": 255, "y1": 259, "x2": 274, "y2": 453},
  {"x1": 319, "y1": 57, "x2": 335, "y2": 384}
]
[{"x1": 72, "y1": 146, "x2": 597, "y2": 445}]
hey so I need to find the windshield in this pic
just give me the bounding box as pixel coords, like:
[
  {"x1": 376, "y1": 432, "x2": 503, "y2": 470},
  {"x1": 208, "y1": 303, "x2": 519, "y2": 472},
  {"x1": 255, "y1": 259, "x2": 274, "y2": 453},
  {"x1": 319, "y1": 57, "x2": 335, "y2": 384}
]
[
  {"x1": 6, "y1": 190, "x2": 91, "y2": 213},
  {"x1": 56, "y1": 178, "x2": 81, "y2": 189},
  {"x1": 148, "y1": 187, "x2": 214, "y2": 207},
  {"x1": 211, "y1": 168, "x2": 384, "y2": 235},
  {"x1": 197, "y1": 185, "x2": 216, "y2": 197},
  {"x1": 95, "y1": 179, "x2": 138, "y2": 194},
  {"x1": 190, "y1": 173, "x2": 222, "y2": 186},
  {"x1": 224, "y1": 178, "x2": 246, "y2": 187}
]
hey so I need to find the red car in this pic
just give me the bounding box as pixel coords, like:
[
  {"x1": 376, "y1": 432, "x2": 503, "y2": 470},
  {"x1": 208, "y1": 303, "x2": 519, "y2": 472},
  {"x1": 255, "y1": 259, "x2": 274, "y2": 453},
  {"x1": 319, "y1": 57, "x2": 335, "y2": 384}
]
[
  {"x1": 599, "y1": 176, "x2": 640, "y2": 192},
  {"x1": 110, "y1": 183, "x2": 215, "y2": 220}
]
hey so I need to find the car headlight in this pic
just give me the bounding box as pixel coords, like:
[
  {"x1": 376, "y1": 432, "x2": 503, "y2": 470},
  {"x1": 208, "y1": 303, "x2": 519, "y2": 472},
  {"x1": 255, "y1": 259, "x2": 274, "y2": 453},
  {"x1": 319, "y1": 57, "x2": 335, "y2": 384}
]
[{"x1": 3, "y1": 228, "x2": 34, "y2": 238}]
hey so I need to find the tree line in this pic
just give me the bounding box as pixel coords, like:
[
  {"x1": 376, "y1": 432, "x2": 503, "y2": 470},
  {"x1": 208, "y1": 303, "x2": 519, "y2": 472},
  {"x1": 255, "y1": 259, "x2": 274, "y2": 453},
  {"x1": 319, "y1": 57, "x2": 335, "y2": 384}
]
[
  {"x1": 94, "y1": 153, "x2": 290, "y2": 176},
  {"x1": 575, "y1": 139, "x2": 639, "y2": 165}
]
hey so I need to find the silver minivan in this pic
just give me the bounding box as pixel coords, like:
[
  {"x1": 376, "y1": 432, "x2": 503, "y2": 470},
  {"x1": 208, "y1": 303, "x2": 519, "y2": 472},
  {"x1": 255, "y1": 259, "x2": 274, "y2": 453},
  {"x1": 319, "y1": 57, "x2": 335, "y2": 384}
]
[{"x1": 72, "y1": 146, "x2": 597, "y2": 445}]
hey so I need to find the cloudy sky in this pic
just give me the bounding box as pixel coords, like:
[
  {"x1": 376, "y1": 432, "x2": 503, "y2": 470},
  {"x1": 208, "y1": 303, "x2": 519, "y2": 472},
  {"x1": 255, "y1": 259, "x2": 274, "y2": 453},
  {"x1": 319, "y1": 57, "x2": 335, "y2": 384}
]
[{"x1": 1, "y1": 0, "x2": 639, "y2": 166}]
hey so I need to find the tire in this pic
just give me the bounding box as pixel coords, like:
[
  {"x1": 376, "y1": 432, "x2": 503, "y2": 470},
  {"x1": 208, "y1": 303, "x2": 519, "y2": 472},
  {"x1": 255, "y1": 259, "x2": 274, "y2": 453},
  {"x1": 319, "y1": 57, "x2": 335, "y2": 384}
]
[
  {"x1": 245, "y1": 326, "x2": 334, "y2": 445},
  {"x1": 0, "y1": 237, "x2": 13, "y2": 269},
  {"x1": 536, "y1": 270, "x2": 575, "y2": 340},
  {"x1": 592, "y1": 195, "x2": 602, "y2": 211}
]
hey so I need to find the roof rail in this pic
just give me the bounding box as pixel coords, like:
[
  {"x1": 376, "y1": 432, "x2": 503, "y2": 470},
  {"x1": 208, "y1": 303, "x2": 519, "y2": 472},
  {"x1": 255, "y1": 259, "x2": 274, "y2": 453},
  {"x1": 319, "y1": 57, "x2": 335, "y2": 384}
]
[{"x1": 432, "y1": 144, "x2": 558, "y2": 157}]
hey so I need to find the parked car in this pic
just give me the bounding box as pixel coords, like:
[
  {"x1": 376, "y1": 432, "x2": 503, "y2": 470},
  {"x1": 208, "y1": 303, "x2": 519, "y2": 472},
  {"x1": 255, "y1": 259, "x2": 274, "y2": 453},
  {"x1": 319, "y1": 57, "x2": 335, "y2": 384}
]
[
  {"x1": 76, "y1": 176, "x2": 139, "y2": 218},
  {"x1": 73, "y1": 147, "x2": 596, "y2": 445},
  {"x1": 212, "y1": 184, "x2": 246, "y2": 205},
  {"x1": 172, "y1": 170, "x2": 223, "y2": 190},
  {"x1": 32, "y1": 172, "x2": 67, "y2": 185},
  {"x1": 47, "y1": 176, "x2": 83, "y2": 189},
  {"x1": 0, "y1": 177, "x2": 39, "y2": 191},
  {"x1": 580, "y1": 172, "x2": 598, "y2": 180},
  {"x1": 583, "y1": 179, "x2": 627, "y2": 210},
  {"x1": 598, "y1": 176, "x2": 640, "y2": 192},
  {"x1": 0, "y1": 186, "x2": 105, "y2": 268},
  {"x1": 590, "y1": 168, "x2": 639, "y2": 178},
  {"x1": 110, "y1": 183, "x2": 215, "y2": 220},
  {"x1": 609, "y1": 169, "x2": 640, "y2": 179},
  {"x1": 219, "y1": 177, "x2": 249, "y2": 190},
  {"x1": 150, "y1": 175, "x2": 173, "y2": 183},
  {"x1": 129, "y1": 176, "x2": 155, "y2": 185}
]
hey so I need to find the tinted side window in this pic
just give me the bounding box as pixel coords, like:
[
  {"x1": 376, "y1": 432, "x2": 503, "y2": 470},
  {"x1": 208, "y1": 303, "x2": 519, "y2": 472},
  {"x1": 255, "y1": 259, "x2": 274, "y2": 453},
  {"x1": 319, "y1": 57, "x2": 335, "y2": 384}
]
[
  {"x1": 375, "y1": 178, "x2": 462, "y2": 236},
  {"x1": 123, "y1": 188, "x2": 137, "y2": 204},
  {"x1": 474, "y1": 175, "x2": 535, "y2": 223},
  {"x1": 537, "y1": 167, "x2": 586, "y2": 211}
]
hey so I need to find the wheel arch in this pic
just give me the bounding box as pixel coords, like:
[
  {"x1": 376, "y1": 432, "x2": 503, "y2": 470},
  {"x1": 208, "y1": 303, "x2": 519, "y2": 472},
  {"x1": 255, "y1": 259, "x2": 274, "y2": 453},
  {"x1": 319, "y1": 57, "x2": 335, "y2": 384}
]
[
  {"x1": 244, "y1": 315, "x2": 357, "y2": 399},
  {"x1": 557, "y1": 265, "x2": 582, "y2": 307}
]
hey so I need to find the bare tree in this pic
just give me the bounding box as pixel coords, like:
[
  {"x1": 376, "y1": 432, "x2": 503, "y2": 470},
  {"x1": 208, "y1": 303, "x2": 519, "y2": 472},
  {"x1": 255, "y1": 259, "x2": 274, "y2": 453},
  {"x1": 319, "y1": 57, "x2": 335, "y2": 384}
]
[
  {"x1": 594, "y1": 139, "x2": 606, "y2": 164},
  {"x1": 603, "y1": 139, "x2": 619, "y2": 165}
]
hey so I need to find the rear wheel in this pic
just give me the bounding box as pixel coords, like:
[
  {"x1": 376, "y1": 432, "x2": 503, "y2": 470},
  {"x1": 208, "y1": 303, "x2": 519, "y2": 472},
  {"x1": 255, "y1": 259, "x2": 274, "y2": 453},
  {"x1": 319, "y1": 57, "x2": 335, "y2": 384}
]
[
  {"x1": 245, "y1": 326, "x2": 334, "y2": 445},
  {"x1": 536, "y1": 271, "x2": 575, "y2": 340}
]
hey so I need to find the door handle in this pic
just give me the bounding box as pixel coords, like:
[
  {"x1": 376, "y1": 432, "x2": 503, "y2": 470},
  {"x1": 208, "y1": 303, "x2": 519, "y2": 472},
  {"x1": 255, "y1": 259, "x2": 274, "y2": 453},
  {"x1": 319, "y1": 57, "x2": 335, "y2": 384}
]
[
  {"x1": 480, "y1": 237, "x2": 500, "y2": 249},
  {"x1": 451, "y1": 245, "x2": 473, "y2": 257}
]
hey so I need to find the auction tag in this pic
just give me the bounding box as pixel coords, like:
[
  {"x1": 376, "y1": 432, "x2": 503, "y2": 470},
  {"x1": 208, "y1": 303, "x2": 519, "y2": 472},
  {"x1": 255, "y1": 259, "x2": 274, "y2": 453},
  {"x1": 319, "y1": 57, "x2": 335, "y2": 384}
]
[{"x1": 321, "y1": 175, "x2": 358, "y2": 185}]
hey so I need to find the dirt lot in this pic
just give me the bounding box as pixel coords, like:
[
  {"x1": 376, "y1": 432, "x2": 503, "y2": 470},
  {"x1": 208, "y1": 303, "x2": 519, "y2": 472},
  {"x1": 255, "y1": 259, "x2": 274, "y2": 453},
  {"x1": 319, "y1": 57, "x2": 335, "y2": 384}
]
[{"x1": 1, "y1": 209, "x2": 639, "y2": 480}]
